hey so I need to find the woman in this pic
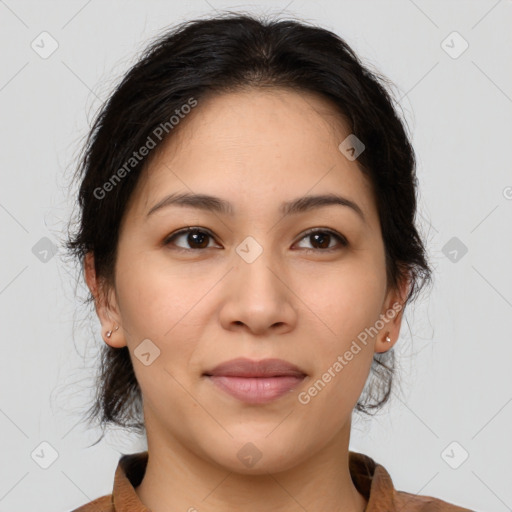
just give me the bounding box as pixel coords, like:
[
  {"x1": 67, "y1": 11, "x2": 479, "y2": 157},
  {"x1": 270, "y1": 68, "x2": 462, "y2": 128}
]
[{"x1": 66, "y1": 12, "x2": 474, "y2": 512}]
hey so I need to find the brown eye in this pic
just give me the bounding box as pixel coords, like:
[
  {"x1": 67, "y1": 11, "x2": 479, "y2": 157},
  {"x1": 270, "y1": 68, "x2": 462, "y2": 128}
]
[
  {"x1": 295, "y1": 229, "x2": 348, "y2": 252},
  {"x1": 163, "y1": 227, "x2": 348, "y2": 253},
  {"x1": 164, "y1": 228, "x2": 217, "y2": 250}
]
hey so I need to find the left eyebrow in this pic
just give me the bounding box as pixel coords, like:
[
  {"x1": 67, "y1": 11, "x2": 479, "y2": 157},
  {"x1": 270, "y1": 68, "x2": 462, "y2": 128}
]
[{"x1": 146, "y1": 192, "x2": 366, "y2": 223}]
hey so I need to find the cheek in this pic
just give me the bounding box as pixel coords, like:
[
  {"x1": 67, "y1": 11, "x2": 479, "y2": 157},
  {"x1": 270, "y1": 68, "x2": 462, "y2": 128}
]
[
  {"x1": 296, "y1": 275, "x2": 381, "y2": 426},
  {"x1": 300, "y1": 257, "x2": 386, "y2": 342},
  {"x1": 297, "y1": 259, "x2": 385, "y2": 400},
  {"x1": 114, "y1": 259, "x2": 203, "y2": 416},
  {"x1": 115, "y1": 248, "x2": 208, "y2": 338},
  {"x1": 114, "y1": 250, "x2": 217, "y2": 388}
]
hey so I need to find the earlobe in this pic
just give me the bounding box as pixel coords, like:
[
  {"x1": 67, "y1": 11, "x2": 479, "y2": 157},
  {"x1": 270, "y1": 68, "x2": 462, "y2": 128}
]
[
  {"x1": 103, "y1": 323, "x2": 126, "y2": 348},
  {"x1": 375, "y1": 330, "x2": 396, "y2": 354},
  {"x1": 105, "y1": 325, "x2": 119, "y2": 338},
  {"x1": 375, "y1": 276, "x2": 410, "y2": 354}
]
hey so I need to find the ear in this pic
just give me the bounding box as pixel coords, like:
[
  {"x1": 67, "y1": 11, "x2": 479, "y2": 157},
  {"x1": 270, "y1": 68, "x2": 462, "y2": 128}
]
[
  {"x1": 374, "y1": 272, "x2": 411, "y2": 354},
  {"x1": 84, "y1": 251, "x2": 126, "y2": 348}
]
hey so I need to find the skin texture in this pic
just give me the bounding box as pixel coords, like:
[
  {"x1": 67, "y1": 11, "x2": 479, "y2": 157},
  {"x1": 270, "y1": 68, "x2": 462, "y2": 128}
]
[{"x1": 84, "y1": 88, "x2": 409, "y2": 512}]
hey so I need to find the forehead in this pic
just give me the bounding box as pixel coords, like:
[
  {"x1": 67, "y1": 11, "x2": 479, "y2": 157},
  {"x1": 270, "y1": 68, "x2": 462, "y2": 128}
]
[{"x1": 126, "y1": 88, "x2": 377, "y2": 224}]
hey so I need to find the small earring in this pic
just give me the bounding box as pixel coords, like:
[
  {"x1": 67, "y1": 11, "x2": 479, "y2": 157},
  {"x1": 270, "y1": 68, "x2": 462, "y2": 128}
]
[
  {"x1": 385, "y1": 332, "x2": 391, "y2": 343},
  {"x1": 106, "y1": 325, "x2": 119, "y2": 338}
]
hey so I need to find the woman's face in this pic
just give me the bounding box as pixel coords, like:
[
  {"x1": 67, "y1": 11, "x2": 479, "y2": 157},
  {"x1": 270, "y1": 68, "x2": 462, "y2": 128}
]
[{"x1": 88, "y1": 88, "x2": 406, "y2": 473}]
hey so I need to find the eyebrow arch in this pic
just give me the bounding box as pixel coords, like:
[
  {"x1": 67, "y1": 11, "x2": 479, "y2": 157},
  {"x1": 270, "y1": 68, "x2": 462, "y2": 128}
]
[{"x1": 146, "y1": 192, "x2": 366, "y2": 223}]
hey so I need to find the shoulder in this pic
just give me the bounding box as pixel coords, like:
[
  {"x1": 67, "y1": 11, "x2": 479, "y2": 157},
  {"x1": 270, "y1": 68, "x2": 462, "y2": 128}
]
[
  {"x1": 69, "y1": 494, "x2": 113, "y2": 512},
  {"x1": 394, "y1": 489, "x2": 475, "y2": 511}
]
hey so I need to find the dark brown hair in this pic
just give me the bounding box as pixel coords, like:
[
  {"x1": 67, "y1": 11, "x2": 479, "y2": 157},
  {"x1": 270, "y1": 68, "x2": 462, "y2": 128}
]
[{"x1": 65, "y1": 12, "x2": 432, "y2": 440}]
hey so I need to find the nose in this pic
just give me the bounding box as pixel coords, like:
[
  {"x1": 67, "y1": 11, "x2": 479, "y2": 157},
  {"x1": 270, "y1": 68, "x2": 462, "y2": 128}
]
[{"x1": 218, "y1": 250, "x2": 298, "y2": 336}]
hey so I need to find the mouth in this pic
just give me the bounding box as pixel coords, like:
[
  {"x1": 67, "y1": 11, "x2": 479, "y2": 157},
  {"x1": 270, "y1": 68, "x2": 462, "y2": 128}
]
[{"x1": 203, "y1": 357, "x2": 307, "y2": 404}]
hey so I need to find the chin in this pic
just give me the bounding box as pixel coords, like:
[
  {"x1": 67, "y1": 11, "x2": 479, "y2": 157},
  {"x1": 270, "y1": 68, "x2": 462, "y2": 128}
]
[{"x1": 199, "y1": 434, "x2": 309, "y2": 475}]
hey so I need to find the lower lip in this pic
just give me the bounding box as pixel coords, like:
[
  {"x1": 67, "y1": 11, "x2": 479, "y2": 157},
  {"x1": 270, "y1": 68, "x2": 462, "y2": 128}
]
[{"x1": 206, "y1": 375, "x2": 305, "y2": 404}]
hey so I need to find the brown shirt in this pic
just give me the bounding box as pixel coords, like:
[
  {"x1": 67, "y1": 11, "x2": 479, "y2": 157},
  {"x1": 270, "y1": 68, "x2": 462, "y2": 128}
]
[{"x1": 70, "y1": 450, "x2": 474, "y2": 511}]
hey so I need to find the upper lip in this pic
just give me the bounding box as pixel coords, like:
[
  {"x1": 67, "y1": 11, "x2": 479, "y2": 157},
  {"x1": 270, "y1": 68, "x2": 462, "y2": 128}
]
[{"x1": 203, "y1": 357, "x2": 307, "y2": 378}]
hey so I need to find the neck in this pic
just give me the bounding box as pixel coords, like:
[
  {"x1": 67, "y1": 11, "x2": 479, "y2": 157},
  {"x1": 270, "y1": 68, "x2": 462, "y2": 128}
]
[{"x1": 135, "y1": 418, "x2": 367, "y2": 512}]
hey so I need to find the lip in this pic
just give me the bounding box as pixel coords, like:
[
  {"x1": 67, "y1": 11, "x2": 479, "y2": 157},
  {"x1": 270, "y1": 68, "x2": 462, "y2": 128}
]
[{"x1": 203, "y1": 357, "x2": 307, "y2": 404}]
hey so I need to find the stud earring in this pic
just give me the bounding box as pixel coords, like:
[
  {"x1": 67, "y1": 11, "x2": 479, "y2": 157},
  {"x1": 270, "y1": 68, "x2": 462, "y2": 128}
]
[
  {"x1": 106, "y1": 325, "x2": 119, "y2": 338},
  {"x1": 385, "y1": 332, "x2": 391, "y2": 343}
]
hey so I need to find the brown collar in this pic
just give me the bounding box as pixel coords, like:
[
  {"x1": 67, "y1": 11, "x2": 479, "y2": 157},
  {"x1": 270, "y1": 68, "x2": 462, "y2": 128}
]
[{"x1": 108, "y1": 450, "x2": 471, "y2": 512}]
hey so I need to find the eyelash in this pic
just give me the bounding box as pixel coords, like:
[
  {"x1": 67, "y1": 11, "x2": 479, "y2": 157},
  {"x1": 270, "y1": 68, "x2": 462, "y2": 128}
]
[{"x1": 163, "y1": 227, "x2": 348, "y2": 253}]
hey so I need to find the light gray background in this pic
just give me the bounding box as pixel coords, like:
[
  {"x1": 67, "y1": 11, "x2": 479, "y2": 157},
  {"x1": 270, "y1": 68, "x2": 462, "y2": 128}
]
[{"x1": 1, "y1": 1, "x2": 511, "y2": 511}]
